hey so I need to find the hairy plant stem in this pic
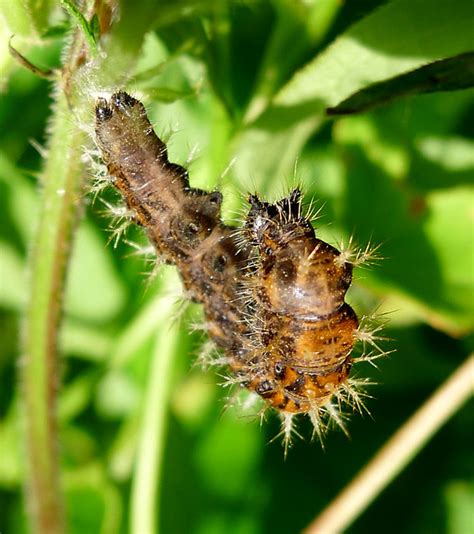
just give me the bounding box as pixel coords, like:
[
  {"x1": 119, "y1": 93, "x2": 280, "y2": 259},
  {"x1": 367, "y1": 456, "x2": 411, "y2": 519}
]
[
  {"x1": 22, "y1": 33, "x2": 89, "y2": 534},
  {"x1": 21, "y1": 0, "x2": 157, "y2": 531},
  {"x1": 304, "y1": 354, "x2": 474, "y2": 534}
]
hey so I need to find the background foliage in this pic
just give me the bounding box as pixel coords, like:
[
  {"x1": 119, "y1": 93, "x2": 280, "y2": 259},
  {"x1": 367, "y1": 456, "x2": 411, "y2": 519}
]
[{"x1": 0, "y1": 1, "x2": 473, "y2": 533}]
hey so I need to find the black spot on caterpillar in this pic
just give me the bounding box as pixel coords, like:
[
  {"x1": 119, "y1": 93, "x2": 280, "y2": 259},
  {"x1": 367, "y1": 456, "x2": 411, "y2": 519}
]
[{"x1": 94, "y1": 91, "x2": 384, "y2": 450}]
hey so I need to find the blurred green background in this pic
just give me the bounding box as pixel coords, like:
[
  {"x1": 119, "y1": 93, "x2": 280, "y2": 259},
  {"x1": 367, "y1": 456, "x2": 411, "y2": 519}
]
[{"x1": 0, "y1": 1, "x2": 473, "y2": 533}]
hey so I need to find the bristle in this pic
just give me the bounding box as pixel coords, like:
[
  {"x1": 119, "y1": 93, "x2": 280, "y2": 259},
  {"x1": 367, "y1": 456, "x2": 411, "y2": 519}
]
[
  {"x1": 324, "y1": 401, "x2": 350, "y2": 437},
  {"x1": 170, "y1": 292, "x2": 191, "y2": 324},
  {"x1": 215, "y1": 156, "x2": 236, "y2": 191},
  {"x1": 308, "y1": 406, "x2": 327, "y2": 446},
  {"x1": 30, "y1": 138, "x2": 48, "y2": 158},
  {"x1": 195, "y1": 339, "x2": 228, "y2": 369},
  {"x1": 354, "y1": 311, "x2": 392, "y2": 362},
  {"x1": 108, "y1": 220, "x2": 132, "y2": 248},
  {"x1": 185, "y1": 142, "x2": 201, "y2": 166},
  {"x1": 303, "y1": 196, "x2": 325, "y2": 223},
  {"x1": 340, "y1": 378, "x2": 374, "y2": 416},
  {"x1": 227, "y1": 389, "x2": 264, "y2": 412},
  {"x1": 123, "y1": 239, "x2": 156, "y2": 260},
  {"x1": 335, "y1": 235, "x2": 383, "y2": 268},
  {"x1": 218, "y1": 371, "x2": 252, "y2": 389},
  {"x1": 273, "y1": 412, "x2": 303, "y2": 458}
]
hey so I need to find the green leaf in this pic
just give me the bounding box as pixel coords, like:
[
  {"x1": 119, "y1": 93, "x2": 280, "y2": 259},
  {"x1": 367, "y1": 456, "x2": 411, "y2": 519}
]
[
  {"x1": 144, "y1": 85, "x2": 197, "y2": 103},
  {"x1": 89, "y1": 14, "x2": 100, "y2": 43},
  {"x1": 0, "y1": 151, "x2": 38, "y2": 247},
  {"x1": 416, "y1": 136, "x2": 474, "y2": 173},
  {"x1": 423, "y1": 186, "x2": 474, "y2": 331},
  {"x1": 244, "y1": 0, "x2": 341, "y2": 122},
  {"x1": 275, "y1": 0, "x2": 474, "y2": 112},
  {"x1": 60, "y1": 0, "x2": 97, "y2": 52},
  {"x1": 64, "y1": 221, "x2": 127, "y2": 323},
  {"x1": 0, "y1": 403, "x2": 21, "y2": 487},
  {"x1": 444, "y1": 481, "x2": 474, "y2": 534},
  {"x1": 24, "y1": 0, "x2": 57, "y2": 36},
  {"x1": 95, "y1": 371, "x2": 139, "y2": 418},
  {"x1": 0, "y1": 242, "x2": 26, "y2": 310},
  {"x1": 58, "y1": 374, "x2": 95, "y2": 422},
  {"x1": 229, "y1": 116, "x2": 321, "y2": 199},
  {"x1": 0, "y1": 0, "x2": 55, "y2": 37},
  {"x1": 327, "y1": 52, "x2": 474, "y2": 115},
  {"x1": 64, "y1": 464, "x2": 123, "y2": 534},
  {"x1": 334, "y1": 115, "x2": 474, "y2": 335}
]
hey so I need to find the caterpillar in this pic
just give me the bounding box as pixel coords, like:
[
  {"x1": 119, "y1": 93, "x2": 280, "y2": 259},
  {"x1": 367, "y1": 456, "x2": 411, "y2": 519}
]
[{"x1": 94, "y1": 91, "x2": 383, "y2": 450}]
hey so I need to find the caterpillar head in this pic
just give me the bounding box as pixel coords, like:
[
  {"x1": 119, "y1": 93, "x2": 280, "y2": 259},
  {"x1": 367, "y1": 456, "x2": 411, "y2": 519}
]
[
  {"x1": 95, "y1": 91, "x2": 169, "y2": 174},
  {"x1": 244, "y1": 189, "x2": 312, "y2": 251}
]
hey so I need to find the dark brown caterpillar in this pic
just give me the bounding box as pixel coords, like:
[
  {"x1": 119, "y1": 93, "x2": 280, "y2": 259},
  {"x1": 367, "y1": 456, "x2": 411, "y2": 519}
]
[
  {"x1": 94, "y1": 91, "x2": 382, "y2": 449},
  {"x1": 95, "y1": 92, "x2": 252, "y2": 361}
]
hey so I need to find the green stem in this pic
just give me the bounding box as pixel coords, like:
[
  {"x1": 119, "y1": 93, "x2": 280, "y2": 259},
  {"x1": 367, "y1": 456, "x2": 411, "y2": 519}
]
[
  {"x1": 21, "y1": 0, "x2": 158, "y2": 531},
  {"x1": 130, "y1": 273, "x2": 181, "y2": 534},
  {"x1": 22, "y1": 87, "x2": 84, "y2": 534}
]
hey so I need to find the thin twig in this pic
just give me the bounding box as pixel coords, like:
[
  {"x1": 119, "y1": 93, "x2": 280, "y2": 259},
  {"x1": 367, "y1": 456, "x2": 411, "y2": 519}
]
[{"x1": 304, "y1": 354, "x2": 474, "y2": 534}]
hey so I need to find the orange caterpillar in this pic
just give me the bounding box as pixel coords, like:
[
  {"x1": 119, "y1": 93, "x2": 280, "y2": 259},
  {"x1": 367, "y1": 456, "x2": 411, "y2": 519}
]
[{"x1": 95, "y1": 91, "x2": 383, "y2": 449}]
